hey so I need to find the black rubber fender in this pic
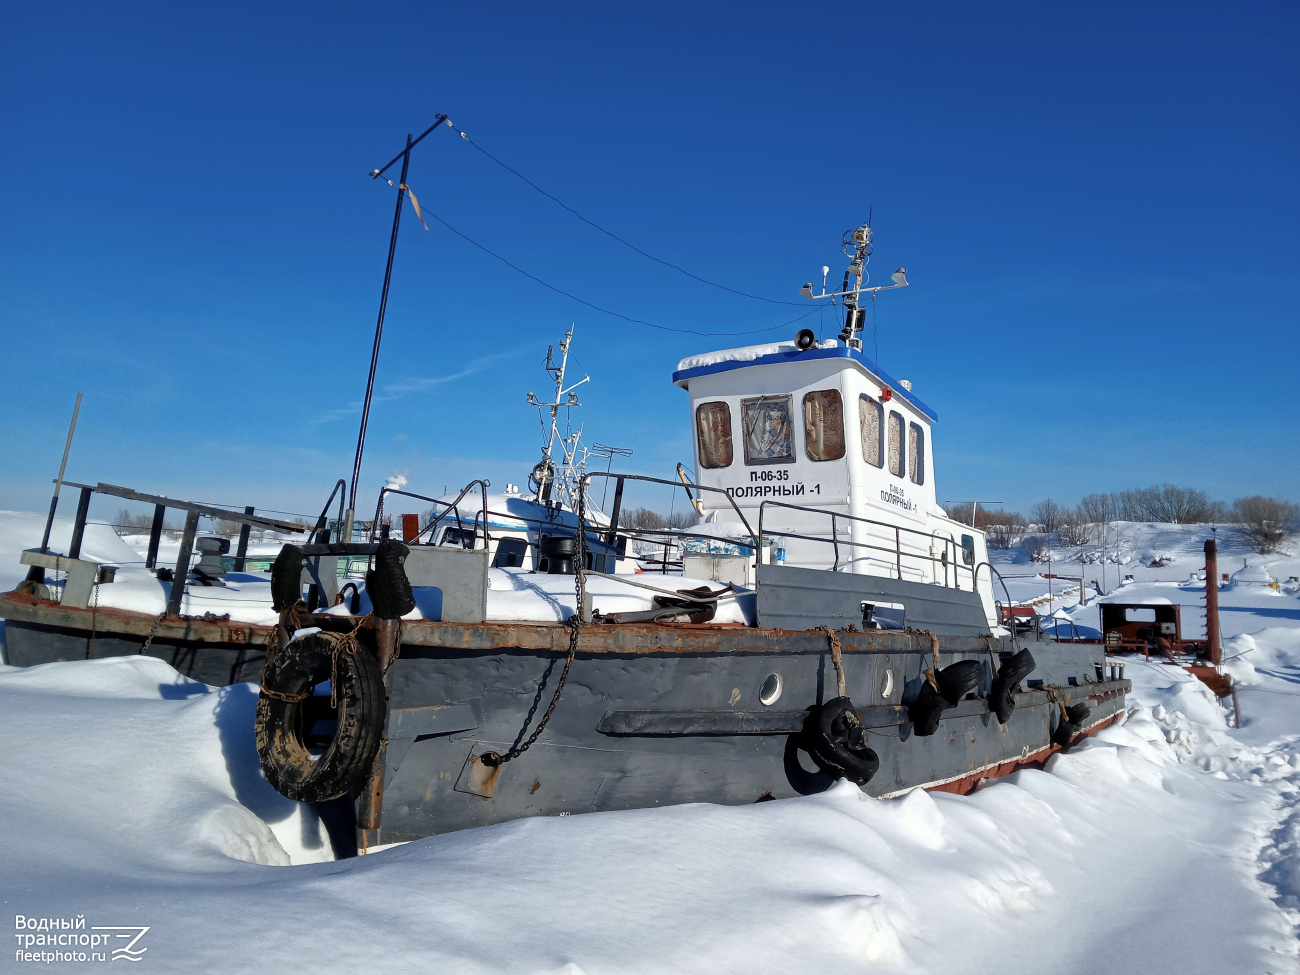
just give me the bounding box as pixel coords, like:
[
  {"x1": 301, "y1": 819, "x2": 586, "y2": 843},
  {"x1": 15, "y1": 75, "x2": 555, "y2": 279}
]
[
  {"x1": 801, "y1": 696, "x2": 880, "y2": 786},
  {"x1": 936, "y1": 659, "x2": 983, "y2": 705},
  {"x1": 366, "y1": 539, "x2": 415, "y2": 620},
  {"x1": 255, "y1": 631, "x2": 386, "y2": 803},
  {"x1": 1051, "y1": 702, "x2": 1092, "y2": 747},
  {"x1": 270, "y1": 544, "x2": 305, "y2": 612},
  {"x1": 989, "y1": 648, "x2": 1037, "y2": 724},
  {"x1": 909, "y1": 659, "x2": 985, "y2": 737}
]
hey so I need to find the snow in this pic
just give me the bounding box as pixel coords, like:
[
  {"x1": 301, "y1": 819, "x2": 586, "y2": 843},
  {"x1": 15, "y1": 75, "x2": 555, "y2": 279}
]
[
  {"x1": 675, "y1": 340, "x2": 801, "y2": 373},
  {"x1": 0, "y1": 511, "x2": 751, "y2": 638},
  {"x1": 3, "y1": 514, "x2": 1300, "y2": 972}
]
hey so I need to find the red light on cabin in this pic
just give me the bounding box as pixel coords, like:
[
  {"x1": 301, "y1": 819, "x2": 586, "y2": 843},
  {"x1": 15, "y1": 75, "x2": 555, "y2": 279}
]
[{"x1": 880, "y1": 387, "x2": 893, "y2": 402}]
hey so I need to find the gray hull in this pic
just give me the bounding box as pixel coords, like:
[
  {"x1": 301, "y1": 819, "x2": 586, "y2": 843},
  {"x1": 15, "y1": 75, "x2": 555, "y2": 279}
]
[
  {"x1": 0, "y1": 590, "x2": 1127, "y2": 850},
  {"x1": 372, "y1": 627, "x2": 1123, "y2": 846}
]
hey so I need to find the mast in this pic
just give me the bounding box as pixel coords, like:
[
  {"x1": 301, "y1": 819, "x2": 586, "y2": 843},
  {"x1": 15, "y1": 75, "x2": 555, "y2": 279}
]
[
  {"x1": 527, "y1": 326, "x2": 589, "y2": 505},
  {"x1": 838, "y1": 215, "x2": 873, "y2": 348},
  {"x1": 342, "y1": 115, "x2": 451, "y2": 542}
]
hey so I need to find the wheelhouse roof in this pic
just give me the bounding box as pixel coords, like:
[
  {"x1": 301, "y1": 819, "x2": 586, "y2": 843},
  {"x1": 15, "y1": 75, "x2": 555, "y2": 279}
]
[{"x1": 672, "y1": 341, "x2": 938, "y2": 422}]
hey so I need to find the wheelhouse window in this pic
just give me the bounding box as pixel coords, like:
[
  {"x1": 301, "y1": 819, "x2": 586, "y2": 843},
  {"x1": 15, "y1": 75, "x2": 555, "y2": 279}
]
[
  {"x1": 802, "y1": 389, "x2": 845, "y2": 462},
  {"x1": 908, "y1": 422, "x2": 925, "y2": 485},
  {"x1": 961, "y1": 534, "x2": 975, "y2": 566},
  {"x1": 741, "y1": 395, "x2": 795, "y2": 465},
  {"x1": 887, "y1": 411, "x2": 904, "y2": 477},
  {"x1": 859, "y1": 395, "x2": 883, "y2": 468},
  {"x1": 695, "y1": 401, "x2": 733, "y2": 469}
]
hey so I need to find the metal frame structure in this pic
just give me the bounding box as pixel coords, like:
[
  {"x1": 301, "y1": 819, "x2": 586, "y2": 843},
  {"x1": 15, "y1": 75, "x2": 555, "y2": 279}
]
[
  {"x1": 50, "y1": 481, "x2": 308, "y2": 615},
  {"x1": 756, "y1": 499, "x2": 972, "y2": 586}
]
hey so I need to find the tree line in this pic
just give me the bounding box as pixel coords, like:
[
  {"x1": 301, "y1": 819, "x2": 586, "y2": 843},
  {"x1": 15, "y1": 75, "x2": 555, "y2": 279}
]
[{"x1": 945, "y1": 485, "x2": 1299, "y2": 554}]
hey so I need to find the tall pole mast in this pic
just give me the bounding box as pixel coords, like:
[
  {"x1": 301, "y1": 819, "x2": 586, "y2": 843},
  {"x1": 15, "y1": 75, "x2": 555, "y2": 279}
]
[
  {"x1": 344, "y1": 134, "x2": 411, "y2": 542},
  {"x1": 342, "y1": 115, "x2": 450, "y2": 541}
]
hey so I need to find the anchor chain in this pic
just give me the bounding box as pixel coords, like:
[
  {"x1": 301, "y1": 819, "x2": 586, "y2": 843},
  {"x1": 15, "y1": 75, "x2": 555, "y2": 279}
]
[
  {"x1": 482, "y1": 479, "x2": 592, "y2": 770},
  {"x1": 481, "y1": 616, "x2": 580, "y2": 769}
]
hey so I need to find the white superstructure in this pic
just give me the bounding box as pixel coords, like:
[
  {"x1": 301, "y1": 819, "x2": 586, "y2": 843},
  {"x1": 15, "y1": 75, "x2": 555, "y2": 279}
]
[{"x1": 673, "y1": 339, "x2": 996, "y2": 625}]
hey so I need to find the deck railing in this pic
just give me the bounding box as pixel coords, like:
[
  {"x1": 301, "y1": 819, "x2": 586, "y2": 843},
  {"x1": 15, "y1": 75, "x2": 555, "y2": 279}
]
[{"x1": 756, "y1": 499, "x2": 975, "y2": 589}]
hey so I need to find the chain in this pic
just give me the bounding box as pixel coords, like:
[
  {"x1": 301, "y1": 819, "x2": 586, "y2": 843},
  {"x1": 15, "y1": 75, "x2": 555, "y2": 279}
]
[
  {"x1": 330, "y1": 619, "x2": 366, "y2": 708},
  {"x1": 259, "y1": 683, "x2": 311, "y2": 704},
  {"x1": 84, "y1": 585, "x2": 99, "y2": 660},
  {"x1": 139, "y1": 610, "x2": 167, "y2": 656},
  {"x1": 481, "y1": 479, "x2": 590, "y2": 770},
  {"x1": 382, "y1": 619, "x2": 403, "y2": 678},
  {"x1": 482, "y1": 617, "x2": 581, "y2": 769},
  {"x1": 257, "y1": 620, "x2": 368, "y2": 707},
  {"x1": 817, "y1": 624, "x2": 846, "y2": 698}
]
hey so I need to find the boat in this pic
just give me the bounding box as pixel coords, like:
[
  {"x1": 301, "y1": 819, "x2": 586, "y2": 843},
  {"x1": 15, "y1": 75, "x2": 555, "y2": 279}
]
[{"x1": 1, "y1": 220, "x2": 1129, "y2": 854}]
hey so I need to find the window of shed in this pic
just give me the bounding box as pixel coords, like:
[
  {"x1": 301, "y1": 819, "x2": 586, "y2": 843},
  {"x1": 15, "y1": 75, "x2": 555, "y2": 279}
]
[
  {"x1": 802, "y1": 389, "x2": 846, "y2": 462},
  {"x1": 741, "y1": 395, "x2": 795, "y2": 465},
  {"x1": 908, "y1": 422, "x2": 925, "y2": 484},
  {"x1": 859, "y1": 396, "x2": 883, "y2": 468},
  {"x1": 887, "y1": 411, "x2": 904, "y2": 477},
  {"x1": 695, "y1": 401, "x2": 734, "y2": 469}
]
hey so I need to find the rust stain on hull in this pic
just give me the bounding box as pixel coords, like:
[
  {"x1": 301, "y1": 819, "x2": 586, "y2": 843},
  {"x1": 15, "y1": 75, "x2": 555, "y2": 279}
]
[
  {"x1": 1, "y1": 589, "x2": 1009, "y2": 658},
  {"x1": 925, "y1": 711, "x2": 1124, "y2": 797}
]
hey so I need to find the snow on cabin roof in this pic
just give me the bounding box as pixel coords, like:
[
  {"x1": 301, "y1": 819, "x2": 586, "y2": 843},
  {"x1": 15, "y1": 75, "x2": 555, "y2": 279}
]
[{"x1": 672, "y1": 340, "x2": 938, "y2": 421}]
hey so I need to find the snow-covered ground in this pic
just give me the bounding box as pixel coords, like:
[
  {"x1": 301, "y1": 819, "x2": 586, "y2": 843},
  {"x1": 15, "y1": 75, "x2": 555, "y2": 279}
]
[{"x1": 3, "y1": 514, "x2": 1300, "y2": 972}]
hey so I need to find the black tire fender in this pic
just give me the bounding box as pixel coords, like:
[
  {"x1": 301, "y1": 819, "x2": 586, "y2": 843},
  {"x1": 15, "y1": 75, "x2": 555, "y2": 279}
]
[
  {"x1": 270, "y1": 544, "x2": 305, "y2": 612},
  {"x1": 255, "y1": 631, "x2": 386, "y2": 803},
  {"x1": 909, "y1": 659, "x2": 985, "y2": 737},
  {"x1": 801, "y1": 696, "x2": 880, "y2": 786},
  {"x1": 990, "y1": 648, "x2": 1037, "y2": 724},
  {"x1": 366, "y1": 539, "x2": 415, "y2": 620},
  {"x1": 1051, "y1": 702, "x2": 1092, "y2": 747}
]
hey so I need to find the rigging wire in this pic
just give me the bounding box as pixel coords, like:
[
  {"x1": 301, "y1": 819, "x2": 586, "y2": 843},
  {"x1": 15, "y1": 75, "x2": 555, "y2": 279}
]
[
  {"x1": 419, "y1": 202, "x2": 819, "y2": 337},
  {"x1": 446, "y1": 122, "x2": 805, "y2": 307}
]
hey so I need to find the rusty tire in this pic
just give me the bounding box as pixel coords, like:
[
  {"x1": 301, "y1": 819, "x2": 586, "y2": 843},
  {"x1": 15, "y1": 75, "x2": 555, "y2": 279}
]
[{"x1": 255, "y1": 631, "x2": 386, "y2": 803}]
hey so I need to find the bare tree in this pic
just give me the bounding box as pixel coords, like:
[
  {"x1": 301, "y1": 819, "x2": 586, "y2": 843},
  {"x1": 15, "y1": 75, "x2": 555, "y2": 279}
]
[
  {"x1": 987, "y1": 520, "x2": 1025, "y2": 549},
  {"x1": 1023, "y1": 535, "x2": 1050, "y2": 562},
  {"x1": 1030, "y1": 499, "x2": 1064, "y2": 536},
  {"x1": 215, "y1": 517, "x2": 244, "y2": 537},
  {"x1": 115, "y1": 508, "x2": 153, "y2": 532},
  {"x1": 1231, "y1": 496, "x2": 1299, "y2": 553},
  {"x1": 1059, "y1": 509, "x2": 1091, "y2": 546},
  {"x1": 1078, "y1": 493, "x2": 1113, "y2": 528},
  {"x1": 664, "y1": 510, "x2": 698, "y2": 530},
  {"x1": 624, "y1": 507, "x2": 667, "y2": 531}
]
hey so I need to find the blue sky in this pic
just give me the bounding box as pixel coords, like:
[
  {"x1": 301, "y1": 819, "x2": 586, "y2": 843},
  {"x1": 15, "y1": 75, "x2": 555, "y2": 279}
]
[{"x1": 1, "y1": 1, "x2": 1296, "y2": 521}]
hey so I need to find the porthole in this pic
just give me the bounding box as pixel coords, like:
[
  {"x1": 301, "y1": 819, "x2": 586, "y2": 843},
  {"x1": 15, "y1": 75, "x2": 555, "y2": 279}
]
[
  {"x1": 759, "y1": 673, "x2": 783, "y2": 706},
  {"x1": 880, "y1": 669, "x2": 894, "y2": 699}
]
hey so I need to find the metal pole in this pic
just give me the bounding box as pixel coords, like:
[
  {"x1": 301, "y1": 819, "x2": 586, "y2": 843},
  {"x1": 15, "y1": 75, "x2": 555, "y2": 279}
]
[
  {"x1": 67, "y1": 486, "x2": 93, "y2": 560},
  {"x1": 346, "y1": 133, "x2": 413, "y2": 543},
  {"x1": 167, "y1": 510, "x2": 201, "y2": 616},
  {"x1": 38, "y1": 393, "x2": 83, "y2": 556},
  {"x1": 606, "y1": 477, "x2": 625, "y2": 545},
  {"x1": 145, "y1": 504, "x2": 166, "y2": 570},
  {"x1": 1205, "y1": 538, "x2": 1221, "y2": 666},
  {"x1": 234, "y1": 506, "x2": 254, "y2": 571}
]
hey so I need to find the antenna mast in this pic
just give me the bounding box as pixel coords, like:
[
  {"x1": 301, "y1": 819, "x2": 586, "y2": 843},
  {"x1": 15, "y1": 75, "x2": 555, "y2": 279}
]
[
  {"x1": 838, "y1": 212, "x2": 873, "y2": 347},
  {"x1": 526, "y1": 326, "x2": 589, "y2": 503}
]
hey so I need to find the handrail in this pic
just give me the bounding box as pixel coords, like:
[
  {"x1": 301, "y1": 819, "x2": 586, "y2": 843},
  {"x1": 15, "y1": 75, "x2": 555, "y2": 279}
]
[
  {"x1": 582, "y1": 471, "x2": 760, "y2": 556},
  {"x1": 975, "y1": 560, "x2": 1019, "y2": 651},
  {"x1": 757, "y1": 499, "x2": 972, "y2": 588},
  {"x1": 309, "y1": 479, "x2": 347, "y2": 544},
  {"x1": 372, "y1": 481, "x2": 492, "y2": 547}
]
